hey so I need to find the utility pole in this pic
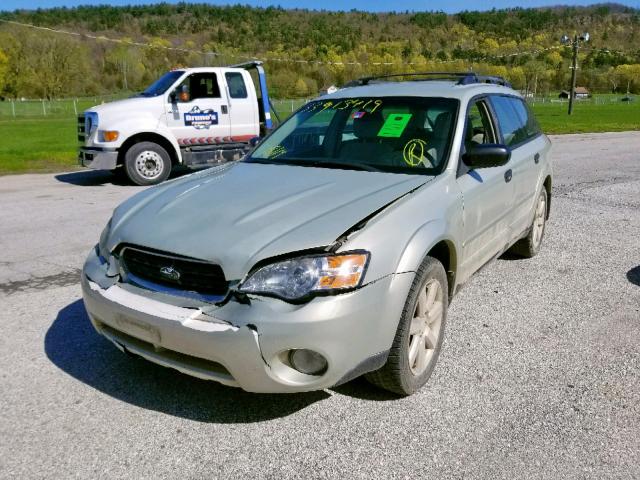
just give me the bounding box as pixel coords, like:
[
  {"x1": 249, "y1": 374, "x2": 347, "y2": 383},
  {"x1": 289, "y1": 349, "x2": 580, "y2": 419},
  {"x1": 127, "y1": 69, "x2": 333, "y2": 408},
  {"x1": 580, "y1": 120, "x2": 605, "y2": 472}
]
[
  {"x1": 568, "y1": 36, "x2": 579, "y2": 115},
  {"x1": 561, "y1": 32, "x2": 589, "y2": 116}
]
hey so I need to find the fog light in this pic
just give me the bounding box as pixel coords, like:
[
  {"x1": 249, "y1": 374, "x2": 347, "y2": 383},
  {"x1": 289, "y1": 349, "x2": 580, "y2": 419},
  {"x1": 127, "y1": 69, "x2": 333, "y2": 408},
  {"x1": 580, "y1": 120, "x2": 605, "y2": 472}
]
[{"x1": 289, "y1": 349, "x2": 328, "y2": 375}]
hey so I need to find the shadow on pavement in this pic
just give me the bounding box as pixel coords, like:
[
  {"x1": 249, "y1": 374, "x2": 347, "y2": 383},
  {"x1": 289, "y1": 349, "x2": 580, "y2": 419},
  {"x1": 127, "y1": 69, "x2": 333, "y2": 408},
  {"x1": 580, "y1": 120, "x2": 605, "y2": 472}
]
[
  {"x1": 627, "y1": 266, "x2": 640, "y2": 286},
  {"x1": 55, "y1": 170, "x2": 126, "y2": 187},
  {"x1": 45, "y1": 299, "x2": 330, "y2": 423},
  {"x1": 54, "y1": 167, "x2": 192, "y2": 187},
  {"x1": 498, "y1": 251, "x2": 524, "y2": 261},
  {"x1": 331, "y1": 378, "x2": 401, "y2": 401}
]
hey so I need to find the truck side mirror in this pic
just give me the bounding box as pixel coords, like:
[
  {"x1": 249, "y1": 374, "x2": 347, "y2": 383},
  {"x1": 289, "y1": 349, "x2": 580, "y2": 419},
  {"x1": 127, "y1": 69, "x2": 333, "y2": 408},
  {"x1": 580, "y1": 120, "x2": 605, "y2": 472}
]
[
  {"x1": 463, "y1": 144, "x2": 511, "y2": 169},
  {"x1": 169, "y1": 91, "x2": 177, "y2": 104}
]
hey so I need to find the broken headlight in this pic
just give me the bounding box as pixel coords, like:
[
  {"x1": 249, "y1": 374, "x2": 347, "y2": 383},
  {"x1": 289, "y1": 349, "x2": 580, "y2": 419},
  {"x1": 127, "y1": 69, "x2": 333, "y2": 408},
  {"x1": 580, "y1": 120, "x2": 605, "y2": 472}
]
[{"x1": 239, "y1": 252, "x2": 370, "y2": 301}]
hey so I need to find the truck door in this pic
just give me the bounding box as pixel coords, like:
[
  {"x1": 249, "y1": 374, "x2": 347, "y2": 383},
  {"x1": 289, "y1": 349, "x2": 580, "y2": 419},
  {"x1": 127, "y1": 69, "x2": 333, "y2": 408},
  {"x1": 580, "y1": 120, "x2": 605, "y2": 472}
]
[
  {"x1": 456, "y1": 98, "x2": 515, "y2": 277},
  {"x1": 165, "y1": 71, "x2": 231, "y2": 145},
  {"x1": 224, "y1": 70, "x2": 259, "y2": 141}
]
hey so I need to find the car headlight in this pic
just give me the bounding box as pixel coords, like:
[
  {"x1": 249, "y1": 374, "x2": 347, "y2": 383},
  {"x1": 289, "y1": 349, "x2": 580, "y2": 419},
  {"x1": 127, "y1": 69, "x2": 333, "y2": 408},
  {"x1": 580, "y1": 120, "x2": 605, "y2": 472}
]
[{"x1": 239, "y1": 252, "x2": 370, "y2": 301}]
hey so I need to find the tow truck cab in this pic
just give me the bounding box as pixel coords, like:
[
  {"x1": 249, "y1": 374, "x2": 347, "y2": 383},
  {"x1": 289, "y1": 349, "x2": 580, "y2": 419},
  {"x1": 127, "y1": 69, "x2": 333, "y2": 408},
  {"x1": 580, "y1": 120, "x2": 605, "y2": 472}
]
[{"x1": 78, "y1": 61, "x2": 277, "y2": 185}]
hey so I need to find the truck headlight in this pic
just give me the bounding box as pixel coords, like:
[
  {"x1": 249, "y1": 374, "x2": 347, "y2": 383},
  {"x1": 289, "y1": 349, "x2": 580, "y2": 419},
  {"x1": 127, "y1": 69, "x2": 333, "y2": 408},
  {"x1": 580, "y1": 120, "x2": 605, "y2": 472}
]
[
  {"x1": 85, "y1": 112, "x2": 99, "y2": 135},
  {"x1": 239, "y1": 252, "x2": 369, "y2": 301}
]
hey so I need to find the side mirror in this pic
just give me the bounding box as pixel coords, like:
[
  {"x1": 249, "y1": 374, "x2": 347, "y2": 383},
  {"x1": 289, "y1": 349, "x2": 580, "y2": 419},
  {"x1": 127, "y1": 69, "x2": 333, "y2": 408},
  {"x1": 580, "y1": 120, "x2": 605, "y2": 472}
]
[
  {"x1": 463, "y1": 144, "x2": 511, "y2": 169},
  {"x1": 169, "y1": 91, "x2": 177, "y2": 104}
]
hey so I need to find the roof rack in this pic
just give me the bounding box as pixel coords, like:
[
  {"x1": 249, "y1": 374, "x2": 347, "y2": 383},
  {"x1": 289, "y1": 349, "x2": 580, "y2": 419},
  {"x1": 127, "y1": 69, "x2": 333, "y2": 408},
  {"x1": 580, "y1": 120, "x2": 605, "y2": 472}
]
[{"x1": 343, "y1": 72, "x2": 512, "y2": 88}]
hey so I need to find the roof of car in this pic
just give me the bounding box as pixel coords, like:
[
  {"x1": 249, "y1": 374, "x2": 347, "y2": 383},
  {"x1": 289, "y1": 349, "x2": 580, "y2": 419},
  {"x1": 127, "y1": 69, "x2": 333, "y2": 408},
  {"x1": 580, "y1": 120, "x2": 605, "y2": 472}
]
[{"x1": 321, "y1": 80, "x2": 520, "y2": 102}]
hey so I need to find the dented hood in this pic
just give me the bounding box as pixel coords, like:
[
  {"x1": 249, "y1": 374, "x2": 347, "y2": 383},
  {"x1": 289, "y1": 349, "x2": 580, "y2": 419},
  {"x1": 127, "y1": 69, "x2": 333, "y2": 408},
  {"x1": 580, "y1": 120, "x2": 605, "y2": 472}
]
[{"x1": 108, "y1": 162, "x2": 429, "y2": 279}]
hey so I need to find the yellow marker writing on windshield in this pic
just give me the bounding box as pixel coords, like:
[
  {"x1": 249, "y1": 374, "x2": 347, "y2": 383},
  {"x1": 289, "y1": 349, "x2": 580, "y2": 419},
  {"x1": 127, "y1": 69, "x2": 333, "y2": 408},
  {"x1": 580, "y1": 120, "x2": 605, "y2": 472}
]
[{"x1": 403, "y1": 139, "x2": 428, "y2": 167}]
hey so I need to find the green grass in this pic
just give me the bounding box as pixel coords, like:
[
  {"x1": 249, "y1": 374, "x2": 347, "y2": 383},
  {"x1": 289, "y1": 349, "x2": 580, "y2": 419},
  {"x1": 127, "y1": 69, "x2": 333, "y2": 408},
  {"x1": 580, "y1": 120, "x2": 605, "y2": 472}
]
[
  {"x1": 0, "y1": 118, "x2": 79, "y2": 174},
  {"x1": 532, "y1": 100, "x2": 640, "y2": 134},
  {"x1": 0, "y1": 99, "x2": 638, "y2": 174}
]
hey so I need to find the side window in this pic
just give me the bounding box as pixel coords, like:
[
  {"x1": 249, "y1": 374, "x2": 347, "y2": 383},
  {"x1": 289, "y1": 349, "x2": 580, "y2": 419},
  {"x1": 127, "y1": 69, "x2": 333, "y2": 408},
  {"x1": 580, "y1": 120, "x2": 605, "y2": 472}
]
[
  {"x1": 180, "y1": 73, "x2": 221, "y2": 101},
  {"x1": 522, "y1": 101, "x2": 542, "y2": 138},
  {"x1": 225, "y1": 72, "x2": 248, "y2": 99},
  {"x1": 464, "y1": 100, "x2": 496, "y2": 150},
  {"x1": 491, "y1": 96, "x2": 540, "y2": 147}
]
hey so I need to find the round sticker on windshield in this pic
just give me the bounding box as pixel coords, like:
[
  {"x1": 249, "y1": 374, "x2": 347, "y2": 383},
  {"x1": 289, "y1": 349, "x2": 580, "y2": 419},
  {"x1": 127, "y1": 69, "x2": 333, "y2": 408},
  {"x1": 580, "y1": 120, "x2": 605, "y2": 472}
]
[{"x1": 403, "y1": 139, "x2": 428, "y2": 167}]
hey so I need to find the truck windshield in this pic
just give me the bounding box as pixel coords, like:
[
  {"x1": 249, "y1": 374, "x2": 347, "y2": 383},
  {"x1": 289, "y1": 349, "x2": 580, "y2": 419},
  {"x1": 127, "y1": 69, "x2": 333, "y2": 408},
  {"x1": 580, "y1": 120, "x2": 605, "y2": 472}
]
[
  {"x1": 139, "y1": 70, "x2": 184, "y2": 97},
  {"x1": 248, "y1": 96, "x2": 459, "y2": 175}
]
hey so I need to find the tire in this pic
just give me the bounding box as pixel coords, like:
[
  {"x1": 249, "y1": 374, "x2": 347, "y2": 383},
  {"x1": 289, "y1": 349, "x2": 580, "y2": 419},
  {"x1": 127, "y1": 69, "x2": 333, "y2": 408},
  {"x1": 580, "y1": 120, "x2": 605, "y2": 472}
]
[
  {"x1": 123, "y1": 141, "x2": 172, "y2": 186},
  {"x1": 365, "y1": 256, "x2": 448, "y2": 396},
  {"x1": 509, "y1": 188, "x2": 548, "y2": 258}
]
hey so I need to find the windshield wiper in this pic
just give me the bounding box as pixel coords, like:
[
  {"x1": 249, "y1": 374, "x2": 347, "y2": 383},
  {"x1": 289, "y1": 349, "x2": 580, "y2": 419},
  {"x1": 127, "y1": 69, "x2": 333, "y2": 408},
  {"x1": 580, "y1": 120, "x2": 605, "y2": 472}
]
[
  {"x1": 245, "y1": 157, "x2": 381, "y2": 172},
  {"x1": 308, "y1": 160, "x2": 382, "y2": 172}
]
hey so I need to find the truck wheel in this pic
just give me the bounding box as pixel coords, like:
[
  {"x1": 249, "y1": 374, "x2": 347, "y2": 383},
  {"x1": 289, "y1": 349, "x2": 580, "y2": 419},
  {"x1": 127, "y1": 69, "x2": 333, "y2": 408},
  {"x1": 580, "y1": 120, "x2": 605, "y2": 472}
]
[
  {"x1": 124, "y1": 142, "x2": 172, "y2": 186},
  {"x1": 509, "y1": 188, "x2": 548, "y2": 258},
  {"x1": 365, "y1": 256, "x2": 448, "y2": 396}
]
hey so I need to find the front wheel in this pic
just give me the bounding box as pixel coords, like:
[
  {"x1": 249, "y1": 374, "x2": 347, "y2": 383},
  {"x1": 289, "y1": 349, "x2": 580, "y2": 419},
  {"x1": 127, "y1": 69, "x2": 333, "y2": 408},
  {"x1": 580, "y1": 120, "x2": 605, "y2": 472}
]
[
  {"x1": 123, "y1": 141, "x2": 172, "y2": 186},
  {"x1": 365, "y1": 256, "x2": 448, "y2": 396}
]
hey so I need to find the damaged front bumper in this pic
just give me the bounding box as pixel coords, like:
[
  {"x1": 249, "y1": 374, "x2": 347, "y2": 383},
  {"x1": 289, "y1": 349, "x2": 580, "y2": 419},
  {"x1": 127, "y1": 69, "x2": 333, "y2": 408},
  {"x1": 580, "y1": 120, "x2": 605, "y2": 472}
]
[{"x1": 81, "y1": 247, "x2": 415, "y2": 393}]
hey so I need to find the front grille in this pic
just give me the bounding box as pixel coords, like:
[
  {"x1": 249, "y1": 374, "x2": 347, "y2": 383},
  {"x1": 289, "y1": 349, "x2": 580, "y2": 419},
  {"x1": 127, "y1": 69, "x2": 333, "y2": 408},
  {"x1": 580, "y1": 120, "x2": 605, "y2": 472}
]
[
  {"x1": 120, "y1": 246, "x2": 228, "y2": 296},
  {"x1": 77, "y1": 114, "x2": 86, "y2": 142}
]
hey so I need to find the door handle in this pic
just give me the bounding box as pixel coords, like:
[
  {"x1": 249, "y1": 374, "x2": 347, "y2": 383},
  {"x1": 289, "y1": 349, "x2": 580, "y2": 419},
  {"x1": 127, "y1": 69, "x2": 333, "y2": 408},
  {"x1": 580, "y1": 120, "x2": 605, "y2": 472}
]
[
  {"x1": 221, "y1": 105, "x2": 228, "y2": 114},
  {"x1": 504, "y1": 169, "x2": 513, "y2": 183},
  {"x1": 534, "y1": 153, "x2": 540, "y2": 164}
]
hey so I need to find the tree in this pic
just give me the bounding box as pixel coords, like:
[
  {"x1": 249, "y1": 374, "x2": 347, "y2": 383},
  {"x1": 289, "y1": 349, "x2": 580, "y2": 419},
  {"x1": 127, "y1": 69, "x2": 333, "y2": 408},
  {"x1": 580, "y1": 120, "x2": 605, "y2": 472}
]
[
  {"x1": 614, "y1": 64, "x2": 640, "y2": 93},
  {"x1": 606, "y1": 66, "x2": 621, "y2": 93},
  {"x1": 294, "y1": 78, "x2": 308, "y2": 97},
  {"x1": 105, "y1": 41, "x2": 146, "y2": 91},
  {"x1": 10, "y1": 30, "x2": 93, "y2": 99},
  {"x1": 0, "y1": 48, "x2": 8, "y2": 95}
]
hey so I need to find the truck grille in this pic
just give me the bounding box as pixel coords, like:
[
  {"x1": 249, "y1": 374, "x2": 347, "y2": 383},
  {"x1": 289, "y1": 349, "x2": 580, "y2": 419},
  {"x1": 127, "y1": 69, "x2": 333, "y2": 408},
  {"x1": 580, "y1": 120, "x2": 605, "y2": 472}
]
[
  {"x1": 77, "y1": 114, "x2": 86, "y2": 142},
  {"x1": 120, "y1": 246, "x2": 228, "y2": 296}
]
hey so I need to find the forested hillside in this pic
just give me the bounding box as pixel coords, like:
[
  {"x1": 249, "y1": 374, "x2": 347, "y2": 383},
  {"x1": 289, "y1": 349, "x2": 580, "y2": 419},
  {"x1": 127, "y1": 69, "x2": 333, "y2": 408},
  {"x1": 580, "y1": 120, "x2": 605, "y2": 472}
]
[{"x1": 1, "y1": 3, "x2": 640, "y2": 99}]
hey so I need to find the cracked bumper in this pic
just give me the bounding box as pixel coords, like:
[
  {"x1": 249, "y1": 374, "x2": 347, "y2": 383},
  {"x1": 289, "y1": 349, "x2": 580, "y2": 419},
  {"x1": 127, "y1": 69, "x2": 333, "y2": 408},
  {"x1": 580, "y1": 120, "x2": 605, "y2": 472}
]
[{"x1": 81, "y1": 248, "x2": 414, "y2": 393}]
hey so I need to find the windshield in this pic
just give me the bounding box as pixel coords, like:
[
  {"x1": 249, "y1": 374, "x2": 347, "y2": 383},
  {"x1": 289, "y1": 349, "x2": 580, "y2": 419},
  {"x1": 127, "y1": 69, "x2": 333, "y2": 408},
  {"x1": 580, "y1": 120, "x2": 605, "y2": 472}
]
[
  {"x1": 248, "y1": 96, "x2": 459, "y2": 174},
  {"x1": 140, "y1": 70, "x2": 184, "y2": 97}
]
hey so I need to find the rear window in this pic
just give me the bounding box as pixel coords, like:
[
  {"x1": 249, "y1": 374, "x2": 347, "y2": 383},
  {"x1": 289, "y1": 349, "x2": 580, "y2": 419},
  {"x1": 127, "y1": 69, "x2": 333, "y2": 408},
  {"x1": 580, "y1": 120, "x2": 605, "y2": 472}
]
[
  {"x1": 491, "y1": 96, "x2": 541, "y2": 147},
  {"x1": 225, "y1": 72, "x2": 248, "y2": 99}
]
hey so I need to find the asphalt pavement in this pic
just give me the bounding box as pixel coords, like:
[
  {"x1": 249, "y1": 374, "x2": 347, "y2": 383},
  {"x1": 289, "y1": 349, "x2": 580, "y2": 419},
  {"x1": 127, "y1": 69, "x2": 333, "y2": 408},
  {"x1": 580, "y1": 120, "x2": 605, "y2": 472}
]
[{"x1": 1, "y1": 132, "x2": 639, "y2": 479}]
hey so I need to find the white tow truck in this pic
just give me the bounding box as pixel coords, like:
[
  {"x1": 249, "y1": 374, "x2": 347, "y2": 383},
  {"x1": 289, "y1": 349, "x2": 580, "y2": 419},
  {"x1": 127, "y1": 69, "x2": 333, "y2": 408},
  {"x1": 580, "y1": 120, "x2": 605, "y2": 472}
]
[{"x1": 78, "y1": 61, "x2": 277, "y2": 185}]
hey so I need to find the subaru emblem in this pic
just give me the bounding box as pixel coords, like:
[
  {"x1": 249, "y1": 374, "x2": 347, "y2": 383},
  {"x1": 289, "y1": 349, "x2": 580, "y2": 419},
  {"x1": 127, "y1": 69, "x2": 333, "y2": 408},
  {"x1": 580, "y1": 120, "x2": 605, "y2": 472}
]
[{"x1": 159, "y1": 266, "x2": 180, "y2": 281}]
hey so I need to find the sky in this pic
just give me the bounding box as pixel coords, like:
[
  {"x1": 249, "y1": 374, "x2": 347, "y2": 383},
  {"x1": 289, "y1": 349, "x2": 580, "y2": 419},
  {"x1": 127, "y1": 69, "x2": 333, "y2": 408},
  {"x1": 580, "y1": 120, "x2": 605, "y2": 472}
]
[{"x1": 2, "y1": 0, "x2": 639, "y2": 13}]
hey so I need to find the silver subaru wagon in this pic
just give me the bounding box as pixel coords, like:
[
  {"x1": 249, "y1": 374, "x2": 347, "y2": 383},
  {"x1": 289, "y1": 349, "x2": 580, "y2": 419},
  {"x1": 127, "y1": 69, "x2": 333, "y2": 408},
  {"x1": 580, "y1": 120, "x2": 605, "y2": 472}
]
[{"x1": 82, "y1": 73, "x2": 552, "y2": 395}]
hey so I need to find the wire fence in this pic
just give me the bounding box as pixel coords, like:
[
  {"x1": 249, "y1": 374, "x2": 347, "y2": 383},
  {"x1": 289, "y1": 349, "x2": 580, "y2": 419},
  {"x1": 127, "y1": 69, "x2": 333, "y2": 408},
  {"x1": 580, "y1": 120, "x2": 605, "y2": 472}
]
[
  {"x1": 0, "y1": 94, "x2": 636, "y2": 120},
  {"x1": 0, "y1": 96, "x2": 311, "y2": 119}
]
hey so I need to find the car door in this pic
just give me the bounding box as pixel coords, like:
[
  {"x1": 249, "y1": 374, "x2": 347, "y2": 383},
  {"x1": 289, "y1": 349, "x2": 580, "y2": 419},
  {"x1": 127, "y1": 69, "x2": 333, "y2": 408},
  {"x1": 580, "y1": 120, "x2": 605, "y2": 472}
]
[
  {"x1": 489, "y1": 95, "x2": 546, "y2": 236},
  {"x1": 456, "y1": 98, "x2": 516, "y2": 278},
  {"x1": 165, "y1": 71, "x2": 231, "y2": 144},
  {"x1": 224, "y1": 70, "x2": 259, "y2": 141}
]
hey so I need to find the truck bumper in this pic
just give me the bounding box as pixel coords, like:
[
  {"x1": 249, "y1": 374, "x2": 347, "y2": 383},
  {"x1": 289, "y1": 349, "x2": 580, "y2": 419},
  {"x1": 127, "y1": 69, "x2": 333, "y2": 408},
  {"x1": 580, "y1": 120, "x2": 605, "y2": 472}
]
[
  {"x1": 81, "y1": 247, "x2": 415, "y2": 393},
  {"x1": 78, "y1": 147, "x2": 118, "y2": 170}
]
